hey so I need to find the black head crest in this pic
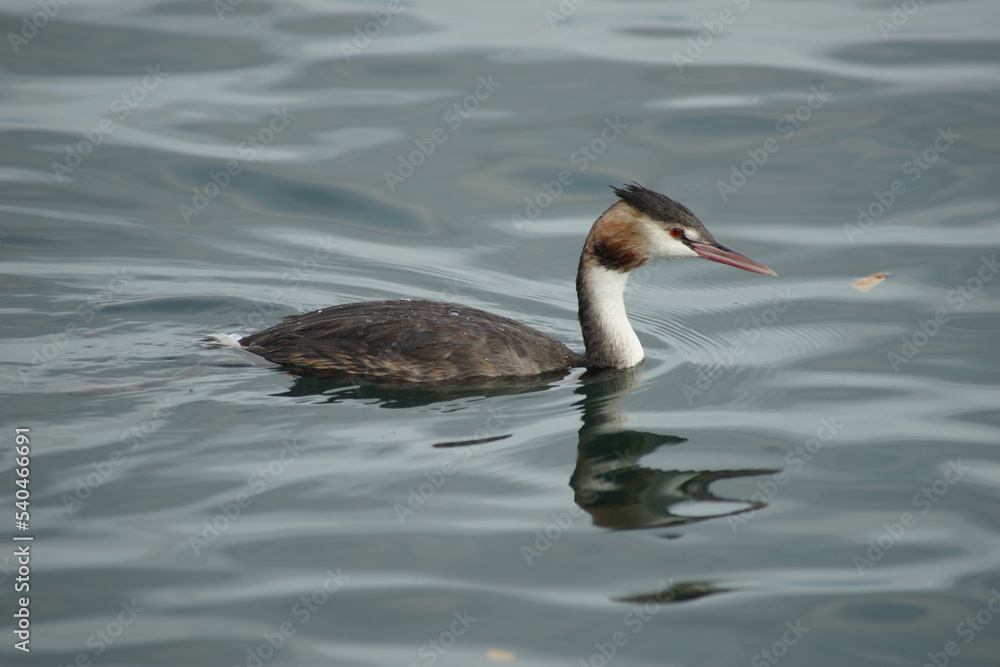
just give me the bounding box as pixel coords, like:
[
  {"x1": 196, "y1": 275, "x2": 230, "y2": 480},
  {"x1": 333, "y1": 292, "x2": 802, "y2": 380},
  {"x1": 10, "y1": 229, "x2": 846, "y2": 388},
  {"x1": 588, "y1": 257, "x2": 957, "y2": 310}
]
[{"x1": 611, "y1": 183, "x2": 701, "y2": 226}]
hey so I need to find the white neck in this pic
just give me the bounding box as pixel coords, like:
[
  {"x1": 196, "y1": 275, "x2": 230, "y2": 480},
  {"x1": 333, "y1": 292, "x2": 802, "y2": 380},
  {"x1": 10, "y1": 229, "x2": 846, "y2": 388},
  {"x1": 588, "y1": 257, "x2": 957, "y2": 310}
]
[{"x1": 577, "y1": 264, "x2": 644, "y2": 369}]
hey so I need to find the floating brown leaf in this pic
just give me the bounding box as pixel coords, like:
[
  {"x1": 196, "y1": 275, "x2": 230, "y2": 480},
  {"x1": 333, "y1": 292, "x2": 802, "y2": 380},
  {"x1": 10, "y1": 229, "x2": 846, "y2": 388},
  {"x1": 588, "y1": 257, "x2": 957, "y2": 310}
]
[
  {"x1": 486, "y1": 647, "x2": 517, "y2": 662},
  {"x1": 851, "y1": 272, "x2": 886, "y2": 293}
]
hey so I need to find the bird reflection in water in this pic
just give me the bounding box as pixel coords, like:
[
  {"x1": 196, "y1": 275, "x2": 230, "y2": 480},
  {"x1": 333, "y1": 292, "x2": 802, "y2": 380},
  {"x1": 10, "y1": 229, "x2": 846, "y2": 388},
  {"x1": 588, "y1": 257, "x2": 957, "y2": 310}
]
[
  {"x1": 224, "y1": 358, "x2": 779, "y2": 605},
  {"x1": 274, "y1": 364, "x2": 778, "y2": 535},
  {"x1": 572, "y1": 365, "x2": 779, "y2": 532},
  {"x1": 569, "y1": 365, "x2": 779, "y2": 605}
]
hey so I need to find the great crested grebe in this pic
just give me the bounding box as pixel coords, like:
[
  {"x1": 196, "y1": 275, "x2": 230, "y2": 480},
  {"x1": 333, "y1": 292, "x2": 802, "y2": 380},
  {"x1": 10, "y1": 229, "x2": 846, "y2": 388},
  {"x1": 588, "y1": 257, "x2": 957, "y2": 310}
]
[{"x1": 232, "y1": 184, "x2": 776, "y2": 382}]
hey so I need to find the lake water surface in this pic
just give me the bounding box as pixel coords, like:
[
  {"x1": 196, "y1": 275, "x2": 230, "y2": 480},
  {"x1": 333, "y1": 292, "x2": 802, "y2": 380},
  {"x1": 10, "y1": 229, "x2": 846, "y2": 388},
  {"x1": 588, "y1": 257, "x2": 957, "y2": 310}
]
[{"x1": 2, "y1": 1, "x2": 1000, "y2": 666}]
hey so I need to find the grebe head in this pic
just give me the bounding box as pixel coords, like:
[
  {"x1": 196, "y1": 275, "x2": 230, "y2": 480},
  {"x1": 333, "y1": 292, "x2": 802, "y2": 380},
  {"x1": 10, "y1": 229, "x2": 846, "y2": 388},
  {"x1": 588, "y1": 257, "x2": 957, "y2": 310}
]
[
  {"x1": 586, "y1": 183, "x2": 776, "y2": 276},
  {"x1": 576, "y1": 183, "x2": 775, "y2": 370}
]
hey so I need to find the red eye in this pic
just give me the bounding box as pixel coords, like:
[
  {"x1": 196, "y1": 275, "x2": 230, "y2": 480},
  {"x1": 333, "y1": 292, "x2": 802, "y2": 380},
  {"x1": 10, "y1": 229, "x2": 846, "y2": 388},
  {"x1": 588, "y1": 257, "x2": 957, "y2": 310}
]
[{"x1": 670, "y1": 227, "x2": 684, "y2": 238}]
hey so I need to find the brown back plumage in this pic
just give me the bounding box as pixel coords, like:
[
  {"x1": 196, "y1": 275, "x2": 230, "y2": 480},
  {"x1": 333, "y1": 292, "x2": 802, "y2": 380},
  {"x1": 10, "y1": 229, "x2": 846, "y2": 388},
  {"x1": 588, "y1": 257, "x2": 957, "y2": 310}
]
[{"x1": 240, "y1": 299, "x2": 583, "y2": 382}]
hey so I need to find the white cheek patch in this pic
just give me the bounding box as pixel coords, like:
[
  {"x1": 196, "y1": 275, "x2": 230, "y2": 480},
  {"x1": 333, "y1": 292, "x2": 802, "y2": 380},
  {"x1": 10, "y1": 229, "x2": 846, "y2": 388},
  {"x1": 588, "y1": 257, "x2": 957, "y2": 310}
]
[{"x1": 641, "y1": 220, "x2": 699, "y2": 260}]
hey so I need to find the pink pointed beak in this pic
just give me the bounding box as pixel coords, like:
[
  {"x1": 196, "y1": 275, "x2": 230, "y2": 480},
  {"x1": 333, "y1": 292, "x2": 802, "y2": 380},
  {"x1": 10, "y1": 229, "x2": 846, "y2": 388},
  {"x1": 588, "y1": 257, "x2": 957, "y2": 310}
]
[{"x1": 690, "y1": 241, "x2": 777, "y2": 276}]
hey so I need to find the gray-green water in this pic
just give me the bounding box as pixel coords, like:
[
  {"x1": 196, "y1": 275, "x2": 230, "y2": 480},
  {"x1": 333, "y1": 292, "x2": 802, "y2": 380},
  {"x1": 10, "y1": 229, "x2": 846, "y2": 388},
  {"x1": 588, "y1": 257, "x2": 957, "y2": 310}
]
[{"x1": 2, "y1": 1, "x2": 1000, "y2": 665}]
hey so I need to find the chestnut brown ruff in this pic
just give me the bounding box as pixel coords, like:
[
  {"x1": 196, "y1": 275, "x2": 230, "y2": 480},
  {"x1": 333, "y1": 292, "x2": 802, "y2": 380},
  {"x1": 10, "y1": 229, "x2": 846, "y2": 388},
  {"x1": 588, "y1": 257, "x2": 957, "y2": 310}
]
[
  {"x1": 583, "y1": 203, "x2": 651, "y2": 273},
  {"x1": 240, "y1": 299, "x2": 583, "y2": 382}
]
